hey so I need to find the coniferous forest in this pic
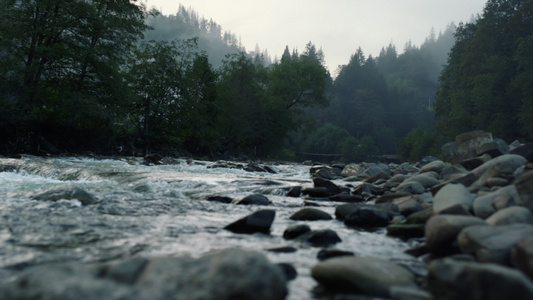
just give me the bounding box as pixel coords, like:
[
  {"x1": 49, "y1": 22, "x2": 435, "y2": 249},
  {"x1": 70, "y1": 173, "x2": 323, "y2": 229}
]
[{"x1": 1, "y1": 1, "x2": 532, "y2": 162}]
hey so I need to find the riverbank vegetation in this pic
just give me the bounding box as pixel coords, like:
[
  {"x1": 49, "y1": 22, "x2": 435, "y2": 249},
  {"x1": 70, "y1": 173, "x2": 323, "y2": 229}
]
[{"x1": 1, "y1": 1, "x2": 531, "y2": 162}]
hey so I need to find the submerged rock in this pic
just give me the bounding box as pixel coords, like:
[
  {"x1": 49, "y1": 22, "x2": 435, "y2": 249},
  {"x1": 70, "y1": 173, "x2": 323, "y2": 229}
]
[{"x1": 32, "y1": 186, "x2": 97, "y2": 205}]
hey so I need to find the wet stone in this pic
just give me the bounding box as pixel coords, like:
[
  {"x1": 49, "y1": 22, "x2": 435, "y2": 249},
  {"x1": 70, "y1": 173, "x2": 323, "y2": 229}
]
[
  {"x1": 283, "y1": 224, "x2": 311, "y2": 240},
  {"x1": 289, "y1": 207, "x2": 332, "y2": 221},
  {"x1": 235, "y1": 194, "x2": 271, "y2": 205},
  {"x1": 297, "y1": 229, "x2": 342, "y2": 247},
  {"x1": 344, "y1": 207, "x2": 390, "y2": 228},
  {"x1": 224, "y1": 210, "x2": 276, "y2": 234},
  {"x1": 317, "y1": 249, "x2": 355, "y2": 261}
]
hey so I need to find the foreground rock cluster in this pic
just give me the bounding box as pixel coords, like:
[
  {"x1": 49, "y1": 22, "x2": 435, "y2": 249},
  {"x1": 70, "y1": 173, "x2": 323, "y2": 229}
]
[
  {"x1": 297, "y1": 130, "x2": 533, "y2": 299},
  {"x1": 1, "y1": 130, "x2": 532, "y2": 300}
]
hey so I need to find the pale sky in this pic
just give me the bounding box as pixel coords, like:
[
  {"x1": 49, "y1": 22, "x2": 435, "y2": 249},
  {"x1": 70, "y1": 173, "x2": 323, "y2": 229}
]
[{"x1": 142, "y1": 0, "x2": 487, "y2": 74}]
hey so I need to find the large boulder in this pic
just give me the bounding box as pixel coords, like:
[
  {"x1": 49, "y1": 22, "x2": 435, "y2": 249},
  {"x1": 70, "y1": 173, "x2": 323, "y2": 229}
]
[
  {"x1": 457, "y1": 224, "x2": 533, "y2": 265},
  {"x1": 0, "y1": 249, "x2": 288, "y2": 300},
  {"x1": 433, "y1": 183, "x2": 474, "y2": 214},
  {"x1": 442, "y1": 130, "x2": 496, "y2": 164},
  {"x1": 470, "y1": 154, "x2": 527, "y2": 181},
  {"x1": 486, "y1": 206, "x2": 533, "y2": 226},
  {"x1": 425, "y1": 215, "x2": 486, "y2": 256},
  {"x1": 427, "y1": 258, "x2": 533, "y2": 300},
  {"x1": 311, "y1": 256, "x2": 416, "y2": 297}
]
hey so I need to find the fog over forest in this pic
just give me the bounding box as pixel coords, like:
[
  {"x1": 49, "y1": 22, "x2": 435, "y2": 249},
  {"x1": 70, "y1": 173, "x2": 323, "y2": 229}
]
[{"x1": 1, "y1": 1, "x2": 531, "y2": 163}]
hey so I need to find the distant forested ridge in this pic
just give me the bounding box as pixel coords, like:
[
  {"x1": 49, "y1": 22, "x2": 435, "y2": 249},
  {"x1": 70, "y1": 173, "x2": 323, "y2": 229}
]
[
  {"x1": 143, "y1": 4, "x2": 272, "y2": 69},
  {"x1": 1, "y1": 1, "x2": 531, "y2": 162},
  {"x1": 293, "y1": 24, "x2": 457, "y2": 162}
]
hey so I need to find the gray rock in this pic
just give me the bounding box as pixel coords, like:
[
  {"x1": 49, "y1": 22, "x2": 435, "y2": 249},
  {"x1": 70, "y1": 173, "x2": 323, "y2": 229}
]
[
  {"x1": 395, "y1": 181, "x2": 426, "y2": 194},
  {"x1": 472, "y1": 192, "x2": 497, "y2": 219},
  {"x1": 477, "y1": 138, "x2": 509, "y2": 157},
  {"x1": 301, "y1": 187, "x2": 330, "y2": 198},
  {"x1": 474, "y1": 185, "x2": 521, "y2": 218},
  {"x1": 0, "y1": 249, "x2": 288, "y2": 300},
  {"x1": 393, "y1": 196, "x2": 423, "y2": 216},
  {"x1": 442, "y1": 130, "x2": 495, "y2": 164},
  {"x1": 433, "y1": 183, "x2": 474, "y2": 214},
  {"x1": 457, "y1": 224, "x2": 533, "y2": 265},
  {"x1": 328, "y1": 193, "x2": 364, "y2": 203},
  {"x1": 316, "y1": 249, "x2": 355, "y2": 261},
  {"x1": 427, "y1": 258, "x2": 533, "y2": 300},
  {"x1": 470, "y1": 154, "x2": 527, "y2": 180},
  {"x1": 440, "y1": 164, "x2": 468, "y2": 181},
  {"x1": 460, "y1": 153, "x2": 493, "y2": 171},
  {"x1": 311, "y1": 165, "x2": 340, "y2": 180},
  {"x1": 425, "y1": 215, "x2": 486, "y2": 256},
  {"x1": 297, "y1": 229, "x2": 342, "y2": 247},
  {"x1": 405, "y1": 207, "x2": 434, "y2": 224},
  {"x1": 283, "y1": 224, "x2": 311, "y2": 240},
  {"x1": 289, "y1": 208, "x2": 332, "y2": 221},
  {"x1": 402, "y1": 174, "x2": 441, "y2": 189},
  {"x1": 32, "y1": 186, "x2": 97, "y2": 205},
  {"x1": 344, "y1": 206, "x2": 389, "y2": 228},
  {"x1": 134, "y1": 248, "x2": 288, "y2": 300},
  {"x1": 486, "y1": 206, "x2": 533, "y2": 226},
  {"x1": 235, "y1": 194, "x2": 270, "y2": 205},
  {"x1": 224, "y1": 210, "x2": 276, "y2": 234},
  {"x1": 313, "y1": 178, "x2": 342, "y2": 195},
  {"x1": 311, "y1": 256, "x2": 416, "y2": 297},
  {"x1": 418, "y1": 160, "x2": 447, "y2": 175}
]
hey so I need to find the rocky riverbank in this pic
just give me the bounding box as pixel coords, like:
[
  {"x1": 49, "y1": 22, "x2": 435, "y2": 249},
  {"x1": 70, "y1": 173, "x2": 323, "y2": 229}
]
[{"x1": 0, "y1": 130, "x2": 532, "y2": 299}]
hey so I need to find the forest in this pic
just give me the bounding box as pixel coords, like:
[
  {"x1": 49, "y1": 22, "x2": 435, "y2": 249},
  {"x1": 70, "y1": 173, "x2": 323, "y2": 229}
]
[{"x1": 0, "y1": 0, "x2": 532, "y2": 162}]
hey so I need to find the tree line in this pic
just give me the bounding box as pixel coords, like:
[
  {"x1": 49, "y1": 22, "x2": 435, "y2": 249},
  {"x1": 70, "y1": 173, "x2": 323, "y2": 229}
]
[
  {"x1": 1, "y1": 0, "x2": 531, "y2": 162},
  {"x1": 435, "y1": 0, "x2": 533, "y2": 142},
  {"x1": 0, "y1": 1, "x2": 327, "y2": 158}
]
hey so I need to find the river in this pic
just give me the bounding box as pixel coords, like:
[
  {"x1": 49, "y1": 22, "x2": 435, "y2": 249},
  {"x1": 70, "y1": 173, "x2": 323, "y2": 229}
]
[{"x1": 0, "y1": 156, "x2": 420, "y2": 299}]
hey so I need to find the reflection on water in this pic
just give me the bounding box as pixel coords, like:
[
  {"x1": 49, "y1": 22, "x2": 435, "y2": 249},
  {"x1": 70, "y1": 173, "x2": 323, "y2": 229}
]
[{"x1": 0, "y1": 156, "x2": 420, "y2": 299}]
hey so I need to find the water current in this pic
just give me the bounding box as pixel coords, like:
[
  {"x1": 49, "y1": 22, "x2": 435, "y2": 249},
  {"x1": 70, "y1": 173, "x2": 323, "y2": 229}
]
[{"x1": 0, "y1": 156, "x2": 421, "y2": 299}]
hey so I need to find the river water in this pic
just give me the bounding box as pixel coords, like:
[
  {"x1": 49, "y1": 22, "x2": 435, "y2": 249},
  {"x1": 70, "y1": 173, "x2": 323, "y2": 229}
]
[{"x1": 0, "y1": 156, "x2": 421, "y2": 299}]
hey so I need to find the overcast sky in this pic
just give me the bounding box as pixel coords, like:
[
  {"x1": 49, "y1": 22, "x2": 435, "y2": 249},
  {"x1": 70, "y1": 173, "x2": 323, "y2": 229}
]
[{"x1": 143, "y1": 0, "x2": 487, "y2": 74}]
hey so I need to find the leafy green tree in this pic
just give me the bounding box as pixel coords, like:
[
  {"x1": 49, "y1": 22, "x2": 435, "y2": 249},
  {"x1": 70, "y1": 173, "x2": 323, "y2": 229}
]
[
  {"x1": 127, "y1": 38, "x2": 204, "y2": 154},
  {"x1": 398, "y1": 127, "x2": 442, "y2": 162},
  {"x1": 268, "y1": 42, "x2": 330, "y2": 112},
  {"x1": 435, "y1": 0, "x2": 533, "y2": 141},
  {"x1": 0, "y1": 0, "x2": 150, "y2": 152},
  {"x1": 215, "y1": 52, "x2": 270, "y2": 156}
]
